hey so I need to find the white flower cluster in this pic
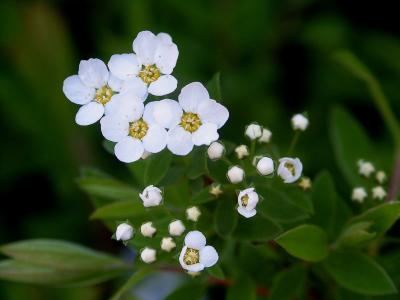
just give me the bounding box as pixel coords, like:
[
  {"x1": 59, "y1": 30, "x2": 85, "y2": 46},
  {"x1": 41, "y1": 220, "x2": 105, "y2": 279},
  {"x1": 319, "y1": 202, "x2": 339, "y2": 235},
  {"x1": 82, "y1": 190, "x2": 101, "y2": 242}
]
[{"x1": 63, "y1": 31, "x2": 229, "y2": 163}]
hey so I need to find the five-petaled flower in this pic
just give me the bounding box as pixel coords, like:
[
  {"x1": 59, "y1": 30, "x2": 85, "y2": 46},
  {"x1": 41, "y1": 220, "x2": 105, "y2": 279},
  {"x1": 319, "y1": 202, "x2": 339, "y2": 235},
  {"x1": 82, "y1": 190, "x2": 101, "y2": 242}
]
[{"x1": 237, "y1": 188, "x2": 259, "y2": 218}]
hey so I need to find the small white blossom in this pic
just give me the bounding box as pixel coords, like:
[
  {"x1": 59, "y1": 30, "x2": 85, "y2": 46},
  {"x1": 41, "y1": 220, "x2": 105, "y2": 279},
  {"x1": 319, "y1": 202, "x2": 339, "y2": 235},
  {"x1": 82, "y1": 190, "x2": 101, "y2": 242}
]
[
  {"x1": 227, "y1": 166, "x2": 245, "y2": 184},
  {"x1": 277, "y1": 157, "x2": 303, "y2": 183},
  {"x1": 140, "y1": 222, "x2": 156, "y2": 237},
  {"x1": 235, "y1": 145, "x2": 249, "y2": 159},
  {"x1": 209, "y1": 184, "x2": 223, "y2": 197},
  {"x1": 358, "y1": 160, "x2": 375, "y2": 177},
  {"x1": 291, "y1": 114, "x2": 309, "y2": 131},
  {"x1": 245, "y1": 123, "x2": 262, "y2": 140},
  {"x1": 186, "y1": 206, "x2": 201, "y2": 222},
  {"x1": 376, "y1": 171, "x2": 386, "y2": 184},
  {"x1": 169, "y1": 220, "x2": 186, "y2": 236},
  {"x1": 140, "y1": 247, "x2": 156, "y2": 264},
  {"x1": 139, "y1": 185, "x2": 163, "y2": 207},
  {"x1": 258, "y1": 128, "x2": 272, "y2": 143},
  {"x1": 372, "y1": 186, "x2": 386, "y2": 200},
  {"x1": 352, "y1": 187, "x2": 367, "y2": 203},
  {"x1": 161, "y1": 237, "x2": 176, "y2": 252},
  {"x1": 237, "y1": 188, "x2": 259, "y2": 218},
  {"x1": 115, "y1": 223, "x2": 134, "y2": 242},
  {"x1": 179, "y1": 231, "x2": 218, "y2": 272},
  {"x1": 256, "y1": 157, "x2": 274, "y2": 176},
  {"x1": 207, "y1": 141, "x2": 225, "y2": 160}
]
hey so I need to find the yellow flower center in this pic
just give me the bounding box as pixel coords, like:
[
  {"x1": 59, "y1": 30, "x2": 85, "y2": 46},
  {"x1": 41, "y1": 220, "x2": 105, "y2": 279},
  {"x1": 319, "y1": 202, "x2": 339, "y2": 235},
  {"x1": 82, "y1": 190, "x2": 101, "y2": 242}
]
[
  {"x1": 129, "y1": 119, "x2": 148, "y2": 140},
  {"x1": 285, "y1": 162, "x2": 296, "y2": 176},
  {"x1": 241, "y1": 195, "x2": 249, "y2": 207},
  {"x1": 138, "y1": 64, "x2": 161, "y2": 84},
  {"x1": 95, "y1": 85, "x2": 113, "y2": 105},
  {"x1": 183, "y1": 248, "x2": 199, "y2": 265},
  {"x1": 180, "y1": 112, "x2": 202, "y2": 133}
]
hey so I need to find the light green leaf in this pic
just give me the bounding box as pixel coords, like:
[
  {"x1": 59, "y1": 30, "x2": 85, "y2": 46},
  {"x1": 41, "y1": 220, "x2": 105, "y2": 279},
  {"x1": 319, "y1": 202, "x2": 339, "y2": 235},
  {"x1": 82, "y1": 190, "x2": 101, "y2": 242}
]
[
  {"x1": 324, "y1": 251, "x2": 397, "y2": 295},
  {"x1": 226, "y1": 276, "x2": 256, "y2": 300},
  {"x1": 234, "y1": 215, "x2": 282, "y2": 241},
  {"x1": 214, "y1": 198, "x2": 238, "y2": 237},
  {"x1": 275, "y1": 224, "x2": 329, "y2": 262},
  {"x1": 269, "y1": 264, "x2": 306, "y2": 300},
  {"x1": 78, "y1": 177, "x2": 138, "y2": 201},
  {"x1": 335, "y1": 222, "x2": 376, "y2": 249}
]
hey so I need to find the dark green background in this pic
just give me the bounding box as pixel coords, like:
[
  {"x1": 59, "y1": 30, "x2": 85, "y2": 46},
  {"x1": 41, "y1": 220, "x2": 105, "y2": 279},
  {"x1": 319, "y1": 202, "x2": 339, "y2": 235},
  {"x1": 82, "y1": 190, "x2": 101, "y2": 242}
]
[{"x1": 0, "y1": 0, "x2": 399, "y2": 299}]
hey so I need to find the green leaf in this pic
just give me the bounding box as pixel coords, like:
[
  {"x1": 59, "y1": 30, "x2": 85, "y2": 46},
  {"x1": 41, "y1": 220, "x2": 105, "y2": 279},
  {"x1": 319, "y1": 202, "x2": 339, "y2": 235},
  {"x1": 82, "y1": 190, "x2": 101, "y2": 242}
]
[
  {"x1": 324, "y1": 251, "x2": 397, "y2": 295},
  {"x1": 335, "y1": 222, "x2": 376, "y2": 249},
  {"x1": 191, "y1": 188, "x2": 215, "y2": 204},
  {"x1": 102, "y1": 140, "x2": 115, "y2": 155},
  {"x1": 165, "y1": 282, "x2": 205, "y2": 300},
  {"x1": 78, "y1": 177, "x2": 138, "y2": 201},
  {"x1": 207, "y1": 265, "x2": 225, "y2": 280},
  {"x1": 206, "y1": 72, "x2": 222, "y2": 101},
  {"x1": 226, "y1": 276, "x2": 256, "y2": 300},
  {"x1": 269, "y1": 264, "x2": 306, "y2": 300},
  {"x1": 187, "y1": 146, "x2": 208, "y2": 179},
  {"x1": 275, "y1": 224, "x2": 329, "y2": 262},
  {"x1": 214, "y1": 197, "x2": 238, "y2": 237},
  {"x1": 234, "y1": 215, "x2": 282, "y2": 241},
  {"x1": 144, "y1": 150, "x2": 172, "y2": 186},
  {"x1": 334, "y1": 50, "x2": 374, "y2": 82},
  {"x1": 109, "y1": 267, "x2": 153, "y2": 300}
]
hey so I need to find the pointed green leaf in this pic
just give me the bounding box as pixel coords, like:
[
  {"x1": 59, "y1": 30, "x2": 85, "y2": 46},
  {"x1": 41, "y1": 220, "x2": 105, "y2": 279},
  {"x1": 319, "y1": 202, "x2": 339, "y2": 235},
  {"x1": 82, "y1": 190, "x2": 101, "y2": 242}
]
[
  {"x1": 226, "y1": 276, "x2": 256, "y2": 300},
  {"x1": 269, "y1": 264, "x2": 306, "y2": 300},
  {"x1": 214, "y1": 197, "x2": 238, "y2": 237},
  {"x1": 234, "y1": 215, "x2": 282, "y2": 241},
  {"x1": 78, "y1": 177, "x2": 138, "y2": 201},
  {"x1": 206, "y1": 72, "x2": 222, "y2": 101}
]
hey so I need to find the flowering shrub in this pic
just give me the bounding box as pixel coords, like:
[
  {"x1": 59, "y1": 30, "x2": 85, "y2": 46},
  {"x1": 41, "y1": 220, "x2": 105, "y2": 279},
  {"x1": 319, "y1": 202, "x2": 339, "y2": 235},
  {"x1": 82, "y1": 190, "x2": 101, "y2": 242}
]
[{"x1": 1, "y1": 30, "x2": 400, "y2": 300}]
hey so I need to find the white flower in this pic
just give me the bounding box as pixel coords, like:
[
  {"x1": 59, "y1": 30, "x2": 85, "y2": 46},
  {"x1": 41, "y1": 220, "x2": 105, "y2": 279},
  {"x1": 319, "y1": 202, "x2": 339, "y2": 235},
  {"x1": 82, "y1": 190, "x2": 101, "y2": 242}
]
[
  {"x1": 147, "y1": 83, "x2": 229, "y2": 156},
  {"x1": 115, "y1": 223, "x2": 134, "y2": 242},
  {"x1": 139, "y1": 185, "x2": 163, "y2": 207},
  {"x1": 101, "y1": 100, "x2": 168, "y2": 163},
  {"x1": 161, "y1": 237, "x2": 176, "y2": 252},
  {"x1": 209, "y1": 184, "x2": 223, "y2": 197},
  {"x1": 358, "y1": 160, "x2": 375, "y2": 177},
  {"x1": 237, "y1": 188, "x2": 259, "y2": 218},
  {"x1": 186, "y1": 206, "x2": 201, "y2": 222},
  {"x1": 169, "y1": 220, "x2": 186, "y2": 236},
  {"x1": 108, "y1": 31, "x2": 179, "y2": 97},
  {"x1": 352, "y1": 187, "x2": 367, "y2": 203},
  {"x1": 179, "y1": 231, "x2": 218, "y2": 272},
  {"x1": 277, "y1": 157, "x2": 303, "y2": 183},
  {"x1": 140, "y1": 247, "x2": 156, "y2": 264},
  {"x1": 259, "y1": 128, "x2": 272, "y2": 143},
  {"x1": 207, "y1": 141, "x2": 225, "y2": 160},
  {"x1": 140, "y1": 222, "x2": 156, "y2": 237},
  {"x1": 235, "y1": 145, "x2": 249, "y2": 159},
  {"x1": 63, "y1": 58, "x2": 130, "y2": 126},
  {"x1": 291, "y1": 114, "x2": 309, "y2": 131},
  {"x1": 256, "y1": 157, "x2": 274, "y2": 176},
  {"x1": 245, "y1": 123, "x2": 262, "y2": 140},
  {"x1": 227, "y1": 166, "x2": 245, "y2": 184},
  {"x1": 376, "y1": 171, "x2": 386, "y2": 184},
  {"x1": 372, "y1": 186, "x2": 386, "y2": 200}
]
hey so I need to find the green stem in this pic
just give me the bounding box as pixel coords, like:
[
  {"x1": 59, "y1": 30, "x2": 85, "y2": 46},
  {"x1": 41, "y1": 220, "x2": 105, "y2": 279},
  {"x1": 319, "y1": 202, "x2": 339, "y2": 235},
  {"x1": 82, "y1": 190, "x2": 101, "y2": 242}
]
[
  {"x1": 250, "y1": 140, "x2": 256, "y2": 157},
  {"x1": 288, "y1": 131, "x2": 300, "y2": 156}
]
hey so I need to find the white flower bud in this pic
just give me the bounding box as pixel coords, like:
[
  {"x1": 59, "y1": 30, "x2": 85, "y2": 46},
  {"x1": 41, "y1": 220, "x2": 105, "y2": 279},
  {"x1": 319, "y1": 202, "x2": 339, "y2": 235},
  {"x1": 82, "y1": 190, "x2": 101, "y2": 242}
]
[
  {"x1": 291, "y1": 114, "x2": 309, "y2": 131},
  {"x1": 140, "y1": 247, "x2": 156, "y2": 264},
  {"x1": 115, "y1": 223, "x2": 134, "y2": 242},
  {"x1": 376, "y1": 171, "x2": 386, "y2": 184},
  {"x1": 169, "y1": 220, "x2": 186, "y2": 236},
  {"x1": 140, "y1": 222, "x2": 156, "y2": 237},
  {"x1": 256, "y1": 157, "x2": 274, "y2": 176},
  {"x1": 352, "y1": 187, "x2": 367, "y2": 203},
  {"x1": 258, "y1": 128, "x2": 272, "y2": 143},
  {"x1": 358, "y1": 160, "x2": 375, "y2": 177},
  {"x1": 372, "y1": 186, "x2": 386, "y2": 200},
  {"x1": 161, "y1": 237, "x2": 176, "y2": 252},
  {"x1": 277, "y1": 157, "x2": 302, "y2": 183},
  {"x1": 207, "y1": 141, "x2": 225, "y2": 160},
  {"x1": 139, "y1": 185, "x2": 163, "y2": 207},
  {"x1": 298, "y1": 177, "x2": 312, "y2": 191},
  {"x1": 245, "y1": 123, "x2": 262, "y2": 140},
  {"x1": 227, "y1": 166, "x2": 245, "y2": 184},
  {"x1": 237, "y1": 188, "x2": 259, "y2": 218},
  {"x1": 235, "y1": 145, "x2": 249, "y2": 159},
  {"x1": 209, "y1": 184, "x2": 223, "y2": 197},
  {"x1": 186, "y1": 206, "x2": 201, "y2": 222}
]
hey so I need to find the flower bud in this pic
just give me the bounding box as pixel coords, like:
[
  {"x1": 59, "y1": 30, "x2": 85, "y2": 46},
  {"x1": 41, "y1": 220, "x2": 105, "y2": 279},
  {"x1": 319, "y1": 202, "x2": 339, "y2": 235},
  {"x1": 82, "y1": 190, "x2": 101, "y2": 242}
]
[
  {"x1": 352, "y1": 187, "x2": 367, "y2": 203},
  {"x1": 277, "y1": 157, "x2": 302, "y2": 183},
  {"x1": 376, "y1": 171, "x2": 386, "y2": 184},
  {"x1": 358, "y1": 160, "x2": 375, "y2": 178},
  {"x1": 169, "y1": 220, "x2": 186, "y2": 236},
  {"x1": 227, "y1": 166, "x2": 245, "y2": 184},
  {"x1": 139, "y1": 185, "x2": 163, "y2": 207},
  {"x1": 186, "y1": 206, "x2": 201, "y2": 222},
  {"x1": 161, "y1": 237, "x2": 176, "y2": 252},
  {"x1": 372, "y1": 186, "x2": 386, "y2": 200},
  {"x1": 140, "y1": 247, "x2": 156, "y2": 264},
  {"x1": 256, "y1": 157, "x2": 274, "y2": 176},
  {"x1": 140, "y1": 222, "x2": 156, "y2": 237},
  {"x1": 245, "y1": 123, "x2": 262, "y2": 140},
  {"x1": 298, "y1": 177, "x2": 312, "y2": 191},
  {"x1": 207, "y1": 141, "x2": 225, "y2": 160},
  {"x1": 115, "y1": 223, "x2": 134, "y2": 242},
  {"x1": 235, "y1": 145, "x2": 249, "y2": 159},
  {"x1": 291, "y1": 114, "x2": 309, "y2": 131},
  {"x1": 259, "y1": 128, "x2": 272, "y2": 143},
  {"x1": 209, "y1": 183, "x2": 223, "y2": 197},
  {"x1": 237, "y1": 188, "x2": 259, "y2": 218}
]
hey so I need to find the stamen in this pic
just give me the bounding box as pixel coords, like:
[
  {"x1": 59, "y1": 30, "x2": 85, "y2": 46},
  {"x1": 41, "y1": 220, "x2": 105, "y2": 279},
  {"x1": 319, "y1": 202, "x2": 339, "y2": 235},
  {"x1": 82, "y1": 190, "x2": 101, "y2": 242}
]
[
  {"x1": 285, "y1": 162, "x2": 296, "y2": 176},
  {"x1": 183, "y1": 248, "x2": 199, "y2": 265},
  {"x1": 138, "y1": 64, "x2": 161, "y2": 84},
  {"x1": 241, "y1": 195, "x2": 249, "y2": 207},
  {"x1": 129, "y1": 119, "x2": 149, "y2": 140},
  {"x1": 95, "y1": 85, "x2": 113, "y2": 105},
  {"x1": 180, "y1": 112, "x2": 202, "y2": 133}
]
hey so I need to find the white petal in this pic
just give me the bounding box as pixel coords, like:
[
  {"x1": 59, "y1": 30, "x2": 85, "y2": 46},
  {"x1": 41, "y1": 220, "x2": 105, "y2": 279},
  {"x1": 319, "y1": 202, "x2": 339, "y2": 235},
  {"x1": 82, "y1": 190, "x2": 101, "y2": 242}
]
[
  {"x1": 157, "y1": 32, "x2": 173, "y2": 44},
  {"x1": 119, "y1": 77, "x2": 148, "y2": 100},
  {"x1": 167, "y1": 126, "x2": 193, "y2": 156},
  {"x1": 246, "y1": 193, "x2": 259, "y2": 211},
  {"x1": 199, "y1": 246, "x2": 218, "y2": 268},
  {"x1": 78, "y1": 58, "x2": 109, "y2": 89},
  {"x1": 105, "y1": 92, "x2": 144, "y2": 121},
  {"x1": 108, "y1": 54, "x2": 141, "y2": 81},
  {"x1": 179, "y1": 246, "x2": 205, "y2": 272},
  {"x1": 184, "y1": 231, "x2": 206, "y2": 249},
  {"x1": 100, "y1": 115, "x2": 129, "y2": 142},
  {"x1": 132, "y1": 31, "x2": 157, "y2": 65},
  {"x1": 142, "y1": 125, "x2": 167, "y2": 153},
  {"x1": 63, "y1": 75, "x2": 94, "y2": 105},
  {"x1": 155, "y1": 43, "x2": 179, "y2": 75},
  {"x1": 237, "y1": 207, "x2": 257, "y2": 218},
  {"x1": 75, "y1": 102, "x2": 104, "y2": 126},
  {"x1": 148, "y1": 75, "x2": 177, "y2": 96},
  {"x1": 178, "y1": 82, "x2": 209, "y2": 113},
  {"x1": 144, "y1": 99, "x2": 182, "y2": 129},
  {"x1": 192, "y1": 123, "x2": 219, "y2": 146},
  {"x1": 198, "y1": 99, "x2": 229, "y2": 129},
  {"x1": 107, "y1": 74, "x2": 124, "y2": 92},
  {"x1": 114, "y1": 137, "x2": 144, "y2": 163}
]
